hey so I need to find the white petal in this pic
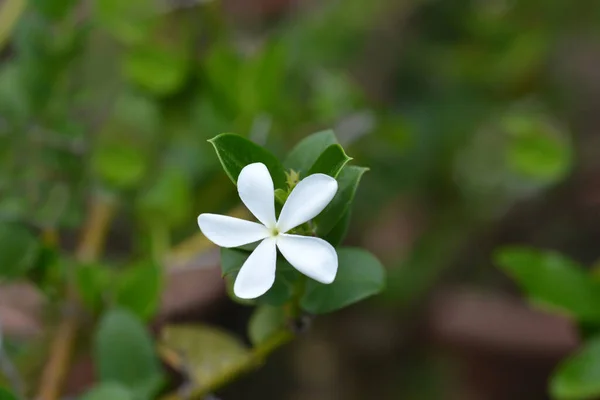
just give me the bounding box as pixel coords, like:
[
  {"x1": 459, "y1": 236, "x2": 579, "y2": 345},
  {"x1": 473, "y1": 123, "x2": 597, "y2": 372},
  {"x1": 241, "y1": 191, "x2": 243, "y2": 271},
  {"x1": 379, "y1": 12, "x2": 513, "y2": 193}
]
[
  {"x1": 276, "y1": 174, "x2": 338, "y2": 233},
  {"x1": 237, "y1": 163, "x2": 276, "y2": 229},
  {"x1": 198, "y1": 214, "x2": 270, "y2": 248},
  {"x1": 234, "y1": 237, "x2": 277, "y2": 299},
  {"x1": 276, "y1": 234, "x2": 337, "y2": 284}
]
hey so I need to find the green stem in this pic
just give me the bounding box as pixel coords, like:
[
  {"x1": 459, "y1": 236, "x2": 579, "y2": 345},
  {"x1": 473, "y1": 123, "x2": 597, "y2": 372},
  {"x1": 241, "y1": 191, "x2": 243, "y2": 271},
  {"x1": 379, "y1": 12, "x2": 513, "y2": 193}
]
[{"x1": 162, "y1": 329, "x2": 294, "y2": 400}]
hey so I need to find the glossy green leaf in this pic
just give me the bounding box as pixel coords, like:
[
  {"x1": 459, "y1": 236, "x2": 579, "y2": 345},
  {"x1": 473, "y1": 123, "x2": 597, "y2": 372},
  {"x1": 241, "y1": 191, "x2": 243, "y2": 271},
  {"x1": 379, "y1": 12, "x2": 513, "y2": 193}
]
[
  {"x1": 81, "y1": 383, "x2": 133, "y2": 400},
  {"x1": 123, "y1": 44, "x2": 188, "y2": 96},
  {"x1": 94, "y1": 309, "x2": 163, "y2": 399},
  {"x1": 0, "y1": 386, "x2": 18, "y2": 400},
  {"x1": 315, "y1": 166, "x2": 368, "y2": 237},
  {"x1": 75, "y1": 262, "x2": 112, "y2": 313},
  {"x1": 209, "y1": 133, "x2": 287, "y2": 189},
  {"x1": 284, "y1": 130, "x2": 338, "y2": 173},
  {"x1": 323, "y1": 210, "x2": 351, "y2": 247},
  {"x1": 0, "y1": 223, "x2": 39, "y2": 279},
  {"x1": 114, "y1": 261, "x2": 163, "y2": 321},
  {"x1": 160, "y1": 325, "x2": 250, "y2": 387},
  {"x1": 551, "y1": 336, "x2": 600, "y2": 399},
  {"x1": 495, "y1": 247, "x2": 600, "y2": 321},
  {"x1": 307, "y1": 144, "x2": 352, "y2": 178},
  {"x1": 301, "y1": 247, "x2": 385, "y2": 314},
  {"x1": 248, "y1": 305, "x2": 286, "y2": 346}
]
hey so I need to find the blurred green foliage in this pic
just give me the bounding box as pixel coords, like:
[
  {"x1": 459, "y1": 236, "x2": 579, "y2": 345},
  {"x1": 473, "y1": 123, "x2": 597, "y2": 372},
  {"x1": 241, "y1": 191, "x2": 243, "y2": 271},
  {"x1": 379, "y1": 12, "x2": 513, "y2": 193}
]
[{"x1": 0, "y1": 0, "x2": 595, "y2": 398}]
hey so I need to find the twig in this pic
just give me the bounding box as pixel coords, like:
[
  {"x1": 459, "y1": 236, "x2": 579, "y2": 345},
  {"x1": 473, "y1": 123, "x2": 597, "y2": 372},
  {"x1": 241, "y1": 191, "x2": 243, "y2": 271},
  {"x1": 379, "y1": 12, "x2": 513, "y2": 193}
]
[
  {"x1": 161, "y1": 330, "x2": 294, "y2": 400},
  {"x1": 35, "y1": 196, "x2": 116, "y2": 400}
]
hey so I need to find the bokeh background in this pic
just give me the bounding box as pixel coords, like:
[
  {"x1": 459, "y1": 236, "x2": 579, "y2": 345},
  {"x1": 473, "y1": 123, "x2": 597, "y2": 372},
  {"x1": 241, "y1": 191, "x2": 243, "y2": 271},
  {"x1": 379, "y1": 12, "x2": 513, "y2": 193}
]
[{"x1": 1, "y1": 0, "x2": 599, "y2": 399}]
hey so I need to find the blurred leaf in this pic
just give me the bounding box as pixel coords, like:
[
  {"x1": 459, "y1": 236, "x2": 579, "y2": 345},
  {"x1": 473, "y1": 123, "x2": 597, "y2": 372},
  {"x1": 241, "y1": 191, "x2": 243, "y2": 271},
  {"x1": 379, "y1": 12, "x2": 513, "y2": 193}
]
[
  {"x1": 0, "y1": 0, "x2": 26, "y2": 52},
  {"x1": 209, "y1": 133, "x2": 287, "y2": 189},
  {"x1": 0, "y1": 223, "x2": 39, "y2": 279},
  {"x1": 81, "y1": 383, "x2": 133, "y2": 400},
  {"x1": 0, "y1": 63, "x2": 29, "y2": 122},
  {"x1": 114, "y1": 260, "x2": 162, "y2": 321},
  {"x1": 75, "y1": 262, "x2": 112, "y2": 313},
  {"x1": 203, "y1": 44, "x2": 241, "y2": 113},
  {"x1": 123, "y1": 44, "x2": 188, "y2": 96},
  {"x1": 323, "y1": 210, "x2": 351, "y2": 247},
  {"x1": 31, "y1": 0, "x2": 76, "y2": 20},
  {"x1": 551, "y1": 335, "x2": 600, "y2": 399},
  {"x1": 315, "y1": 166, "x2": 368, "y2": 237},
  {"x1": 248, "y1": 305, "x2": 286, "y2": 346},
  {"x1": 92, "y1": 140, "x2": 148, "y2": 189},
  {"x1": 301, "y1": 247, "x2": 385, "y2": 314},
  {"x1": 495, "y1": 247, "x2": 600, "y2": 321},
  {"x1": 239, "y1": 41, "x2": 286, "y2": 117},
  {"x1": 307, "y1": 144, "x2": 352, "y2": 178},
  {"x1": 137, "y1": 167, "x2": 192, "y2": 228},
  {"x1": 95, "y1": 0, "x2": 155, "y2": 44},
  {"x1": 311, "y1": 71, "x2": 361, "y2": 122},
  {"x1": 284, "y1": 130, "x2": 339, "y2": 174},
  {"x1": 94, "y1": 309, "x2": 163, "y2": 399},
  {"x1": 160, "y1": 325, "x2": 251, "y2": 387},
  {"x1": 113, "y1": 91, "x2": 160, "y2": 135},
  {"x1": 504, "y1": 113, "x2": 571, "y2": 182},
  {"x1": 0, "y1": 387, "x2": 18, "y2": 400}
]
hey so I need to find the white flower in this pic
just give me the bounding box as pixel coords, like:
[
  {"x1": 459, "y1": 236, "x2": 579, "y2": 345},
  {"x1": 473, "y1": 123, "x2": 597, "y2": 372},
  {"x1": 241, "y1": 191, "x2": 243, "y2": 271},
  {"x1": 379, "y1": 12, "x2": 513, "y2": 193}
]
[{"x1": 197, "y1": 162, "x2": 339, "y2": 299}]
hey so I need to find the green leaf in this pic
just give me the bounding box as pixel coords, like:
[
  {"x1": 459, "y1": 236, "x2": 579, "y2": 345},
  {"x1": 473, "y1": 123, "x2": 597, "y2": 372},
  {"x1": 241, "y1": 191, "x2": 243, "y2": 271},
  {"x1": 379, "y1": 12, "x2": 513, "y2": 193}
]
[
  {"x1": 75, "y1": 262, "x2": 112, "y2": 313},
  {"x1": 136, "y1": 167, "x2": 192, "y2": 227},
  {"x1": 551, "y1": 336, "x2": 600, "y2": 399},
  {"x1": 323, "y1": 210, "x2": 351, "y2": 247},
  {"x1": 248, "y1": 305, "x2": 286, "y2": 346},
  {"x1": 209, "y1": 133, "x2": 287, "y2": 189},
  {"x1": 160, "y1": 325, "x2": 250, "y2": 387},
  {"x1": 504, "y1": 114, "x2": 571, "y2": 182},
  {"x1": 94, "y1": 309, "x2": 163, "y2": 399},
  {"x1": 94, "y1": 0, "x2": 155, "y2": 45},
  {"x1": 220, "y1": 248, "x2": 298, "y2": 306},
  {"x1": 0, "y1": 386, "x2": 18, "y2": 400},
  {"x1": 92, "y1": 140, "x2": 148, "y2": 189},
  {"x1": 284, "y1": 130, "x2": 338, "y2": 173},
  {"x1": 31, "y1": 0, "x2": 76, "y2": 20},
  {"x1": 114, "y1": 261, "x2": 163, "y2": 321},
  {"x1": 81, "y1": 383, "x2": 133, "y2": 400},
  {"x1": 301, "y1": 247, "x2": 385, "y2": 314},
  {"x1": 315, "y1": 166, "x2": 368, "y2": 237},
  {"x1": 495, "y1": 247, "x2": 600, "y2": 321},
  {"x1": 123, "y1": 44, "x2": 189, "y2": 96},
  {"x1": 307, "y1": 144, "x2": 352, "y2": 178},
  {"x1": 274, "y1": 188, "x2": 288, "y2": 205},
  {"x1": 0, "y1": 223, "x2": 39, "y2": 279}
]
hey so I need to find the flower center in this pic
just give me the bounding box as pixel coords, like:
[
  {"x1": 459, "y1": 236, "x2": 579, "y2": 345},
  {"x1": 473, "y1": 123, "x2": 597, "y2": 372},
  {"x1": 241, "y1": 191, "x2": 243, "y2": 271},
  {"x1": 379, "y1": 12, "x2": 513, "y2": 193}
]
[{"x1": 270, "y1": 226, "x2": 280, "y2": 237}]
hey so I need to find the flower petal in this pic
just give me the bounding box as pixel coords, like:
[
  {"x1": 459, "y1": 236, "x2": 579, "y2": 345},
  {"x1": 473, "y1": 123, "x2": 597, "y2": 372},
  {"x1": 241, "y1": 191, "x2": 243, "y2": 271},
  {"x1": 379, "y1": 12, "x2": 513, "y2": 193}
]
[
  {"x1": 234, "y1": 237, "x2": 277, "y2": 299},
  {"x1": 197, "y1": 214, "x2": 270, "y2": 248},
  {"x1": 276, "y1": 173, "x2": 337, "y2": 233},
  {"x1": 237, "y1": 163, "x2": 276, "y2": 229},
  {"x1": 276, "y1": 234, "x2": 337, "y2": 284}
]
